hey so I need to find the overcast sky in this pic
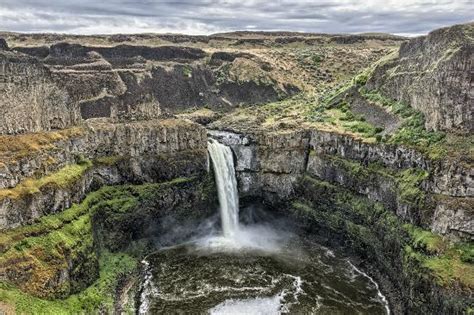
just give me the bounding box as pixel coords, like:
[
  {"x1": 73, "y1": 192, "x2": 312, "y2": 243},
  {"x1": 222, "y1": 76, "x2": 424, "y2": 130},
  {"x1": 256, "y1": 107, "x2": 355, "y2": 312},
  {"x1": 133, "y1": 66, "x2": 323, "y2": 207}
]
[{"x1": 0, "y1": 0, "x2": 472, "y2": 36}]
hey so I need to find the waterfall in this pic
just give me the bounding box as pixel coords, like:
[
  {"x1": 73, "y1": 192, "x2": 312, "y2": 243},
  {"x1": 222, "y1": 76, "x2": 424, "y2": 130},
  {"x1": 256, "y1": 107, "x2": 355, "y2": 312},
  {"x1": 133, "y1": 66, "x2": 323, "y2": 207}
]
[{"x1": 208, "y1": 138, "x2": 240, "y2": 238}]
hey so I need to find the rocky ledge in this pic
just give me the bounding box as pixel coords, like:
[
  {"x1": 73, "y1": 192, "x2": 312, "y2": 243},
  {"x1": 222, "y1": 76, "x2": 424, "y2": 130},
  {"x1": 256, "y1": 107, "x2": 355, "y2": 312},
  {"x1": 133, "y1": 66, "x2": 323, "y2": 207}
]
[
  {"x1": 367, "y1": 23, "x2": 473, "y2": 133},
  {"x1": 0, "y1": 118, "x2": 208, "y2": 229},
  {"x1": 209, "y1": 127, "x2": 473, "y2": 241}
]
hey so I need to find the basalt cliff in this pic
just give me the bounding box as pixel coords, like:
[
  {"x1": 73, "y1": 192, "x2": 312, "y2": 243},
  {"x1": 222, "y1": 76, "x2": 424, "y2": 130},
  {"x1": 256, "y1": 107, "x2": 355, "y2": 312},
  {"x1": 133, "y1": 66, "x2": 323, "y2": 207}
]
[{"x1": 0, "y1": 23, "x2": 472, "y2": 314}]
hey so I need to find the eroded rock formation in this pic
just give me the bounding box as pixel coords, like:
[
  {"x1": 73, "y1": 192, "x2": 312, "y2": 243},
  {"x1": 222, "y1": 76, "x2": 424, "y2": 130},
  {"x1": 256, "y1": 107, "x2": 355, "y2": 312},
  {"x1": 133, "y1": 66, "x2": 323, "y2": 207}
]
[
  {"x1": 0, "y1": 41, "x2": 300, "y2": 135},
  {"x1": 367, "y1": 23, "x2": 474, "y2": 133},
  {"x1": 0, "y1": 48, "x2": 76, "y2": 134}
]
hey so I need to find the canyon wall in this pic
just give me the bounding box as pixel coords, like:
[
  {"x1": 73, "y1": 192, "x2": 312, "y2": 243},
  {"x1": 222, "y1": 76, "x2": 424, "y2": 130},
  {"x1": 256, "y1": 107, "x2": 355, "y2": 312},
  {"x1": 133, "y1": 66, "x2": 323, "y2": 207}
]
[
  {"x1": 210, "y1": 128, "x2": 473, "y2": 241},
  {"x1": 0, "y1": 44, "x2": 77, "y2": 134},
  {"x1": 0, "y1": 119, "x2": 208, "y2": 229},
  {"x1": 367, "y1": 23, "x2": 473, "y2": 133},
  {"x1": 0, "y1": 41, "x2": 299, "y2": 135},
  {"x1": 0, "y1": 118, "x2": 216, "y2": 300}
]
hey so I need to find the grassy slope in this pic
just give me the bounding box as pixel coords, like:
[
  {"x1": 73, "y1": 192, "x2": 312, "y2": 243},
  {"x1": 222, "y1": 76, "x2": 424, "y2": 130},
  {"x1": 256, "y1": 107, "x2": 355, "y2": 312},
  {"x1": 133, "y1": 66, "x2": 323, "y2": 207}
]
[
  {"x1": 0, "y1": 177, "x2": 195, "y2": 314},
  {"x1": 0, "y1": 252, "x2": 137, "y2": 315}
]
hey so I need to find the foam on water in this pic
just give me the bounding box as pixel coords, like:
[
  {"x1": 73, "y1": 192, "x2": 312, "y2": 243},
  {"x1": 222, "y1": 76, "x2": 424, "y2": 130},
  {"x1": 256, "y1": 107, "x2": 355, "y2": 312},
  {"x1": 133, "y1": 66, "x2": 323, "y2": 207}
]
[
  {"x1": 348, "y1": 261, "x2": 391, "y2": 315},
  {"x1": 138, "y1": 260, "x2": 159, "y2": 315},
  {"x1": 209, "y1": 275, "x2": 304, "y2": 315},
  {"x1": 209, "y1": 295, "x2": 282, "y2": 315},
  {"x1": 195, "y1": 223, "x2": 288, "y2": 253}
]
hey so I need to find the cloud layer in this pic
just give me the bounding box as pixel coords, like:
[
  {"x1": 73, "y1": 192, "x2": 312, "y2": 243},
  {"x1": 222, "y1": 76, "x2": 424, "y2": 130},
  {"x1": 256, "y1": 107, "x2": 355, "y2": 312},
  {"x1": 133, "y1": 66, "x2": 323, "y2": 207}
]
[{"x1": 0, "y1": 0, "x2": 471, "y2": 35}]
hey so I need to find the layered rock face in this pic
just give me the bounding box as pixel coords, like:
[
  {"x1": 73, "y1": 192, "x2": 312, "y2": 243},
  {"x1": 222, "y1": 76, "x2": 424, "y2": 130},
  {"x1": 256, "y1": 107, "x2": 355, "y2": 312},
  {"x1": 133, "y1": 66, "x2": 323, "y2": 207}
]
[
  {"x1": 209, "y1": 126, "x2": 473, "y2": 240},
  {"x1": 0, "y1": 176, "x2": 217, "y2": 299},
  {"x1": 209, "y1": 129, "x2": 310, "y2": 202},
  {"x1": 0, "y1": 117, "x2": 213, "y2": 300},
  {"x1": 0, "y1": 48, "x2": 76, "y2": 134},
  {"x1": 367, "y1": 23, "x2": 473, "y2": 133},
  {"x1": 306, "y1": 130, "x2": 473, "y2": 240},
  {"x1": 1, "y1": 41, "x2": 298, "y2": 135},
  {"x1": 0, "y1": 119, "x2": 208, "y2": 229}
]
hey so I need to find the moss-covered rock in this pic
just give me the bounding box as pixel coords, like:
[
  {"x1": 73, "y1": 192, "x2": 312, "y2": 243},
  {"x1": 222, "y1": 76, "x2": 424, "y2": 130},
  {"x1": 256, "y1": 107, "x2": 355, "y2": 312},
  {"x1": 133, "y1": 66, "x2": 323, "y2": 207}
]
[
  {"x1": 0, "y1": 173, "x2": 217, "y2": 311},
  {"x1": 289, "y1": 175, "x2": 473, "y2": 314}
]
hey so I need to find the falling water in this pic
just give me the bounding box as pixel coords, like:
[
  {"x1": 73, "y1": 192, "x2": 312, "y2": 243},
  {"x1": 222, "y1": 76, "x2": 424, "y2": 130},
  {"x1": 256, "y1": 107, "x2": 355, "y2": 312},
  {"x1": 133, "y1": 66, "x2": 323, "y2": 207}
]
[
  {"x1": 207, "y1": 138, "x2": 240, "y2": 238},
  {"x1": 139, "y1": 139, "x2": 391, "y2": 314}
]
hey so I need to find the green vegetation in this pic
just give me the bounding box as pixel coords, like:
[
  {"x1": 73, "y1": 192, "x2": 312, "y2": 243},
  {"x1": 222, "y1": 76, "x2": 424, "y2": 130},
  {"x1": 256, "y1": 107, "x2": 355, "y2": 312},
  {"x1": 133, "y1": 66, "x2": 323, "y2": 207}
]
[
  {"x1": 0, "y1": 159, "x2": 93, "y2": 200},
  {"x1": 0, "y1": 127, "x2": 84, "y2": 163},
  {"x1": 404, "y1": 224, "x2": 474, "y2": 288},
  {"x1": 318, "y1": 154, "x2": 429, "y2": 210},
  {"x1": 0, "y1": 176, "x2": 208, "y2": 313},
  {"x1": 298, "y1": 80, "x2": 383, "y2": 140},
  {"x1": 359, "y1": 88, "x2": 446, "y2": 148},
  {"x1": 94, "y1": 155, "x2": 124, "y2": 166},
  {"x1": 296, "y1": 50, "x2": 325, "y2": 69},
  {"x1": 397, "y1": 168, "x2": 429, "y2": 206},
  {"x1": 0, "y1": 252, "x2": 137, "y2": 315},
  {"x1": 404, "y1": 224, "x2": 446, "y2": 254},
  {"x1": 294, "y1": 175, "x2": 473, "y2": 312},
  {"x1": 182, "y1": 65, "x2": 193, "y2": 77}
]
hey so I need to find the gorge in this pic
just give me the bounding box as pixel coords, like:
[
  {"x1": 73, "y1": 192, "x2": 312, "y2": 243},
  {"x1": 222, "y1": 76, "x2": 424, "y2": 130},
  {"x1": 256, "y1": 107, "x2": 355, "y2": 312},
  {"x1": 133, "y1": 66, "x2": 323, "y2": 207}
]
[
  {"x1": 139, "y1": 139, "x2": 390, "y2": 313},
  {"x1": 0, "y1": 22, "x2": 472, "y2": 314}
]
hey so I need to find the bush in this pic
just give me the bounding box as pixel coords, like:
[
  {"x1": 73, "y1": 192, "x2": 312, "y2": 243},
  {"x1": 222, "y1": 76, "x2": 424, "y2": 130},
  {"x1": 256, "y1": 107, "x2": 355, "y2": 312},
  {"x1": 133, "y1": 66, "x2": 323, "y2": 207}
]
[{"x1": 354, "y1": 73, "x2": 368, "y2": 86}]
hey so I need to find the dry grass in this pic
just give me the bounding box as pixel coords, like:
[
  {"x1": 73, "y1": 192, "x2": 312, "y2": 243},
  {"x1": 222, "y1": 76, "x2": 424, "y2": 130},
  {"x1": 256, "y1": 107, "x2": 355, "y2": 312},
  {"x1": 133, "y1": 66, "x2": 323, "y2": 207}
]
[{"x1": 0, "y1": 127, "x2": 84, "y2": 164}]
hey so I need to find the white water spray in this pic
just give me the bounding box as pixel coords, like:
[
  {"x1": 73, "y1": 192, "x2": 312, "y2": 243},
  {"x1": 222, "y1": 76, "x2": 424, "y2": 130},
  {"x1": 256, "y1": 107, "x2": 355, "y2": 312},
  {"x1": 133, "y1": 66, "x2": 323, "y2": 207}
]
[
  {"x1": 204, "y1": 138, "x2": 287, "y2": 251},
  {"x1": 207, "y1": 138, "x2": 240, "y2": 238}
]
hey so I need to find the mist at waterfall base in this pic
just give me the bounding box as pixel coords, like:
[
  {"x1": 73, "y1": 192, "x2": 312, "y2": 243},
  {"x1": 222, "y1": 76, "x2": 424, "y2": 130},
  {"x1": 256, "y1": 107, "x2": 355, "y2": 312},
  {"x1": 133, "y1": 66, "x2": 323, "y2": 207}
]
[{"x1": 137, "y1": 139, "x2": 390, "y2": 314}]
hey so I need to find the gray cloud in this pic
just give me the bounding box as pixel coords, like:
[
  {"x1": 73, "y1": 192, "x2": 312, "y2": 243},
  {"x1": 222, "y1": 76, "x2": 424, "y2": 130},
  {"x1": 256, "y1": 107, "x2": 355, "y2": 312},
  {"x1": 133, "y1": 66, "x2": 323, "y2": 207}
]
[{"x1": 0, "y1": 0, "x2": 471, "y2": 35}]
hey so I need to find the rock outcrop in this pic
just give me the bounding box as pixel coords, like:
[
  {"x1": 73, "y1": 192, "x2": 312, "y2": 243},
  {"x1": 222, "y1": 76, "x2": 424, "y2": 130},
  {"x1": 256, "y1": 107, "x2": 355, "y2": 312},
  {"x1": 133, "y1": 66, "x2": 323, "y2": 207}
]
[
  {"x1": 1, "y1": 42, "x2": 299, "y2": 135},
  {"x1": 0, "y1": 119, "x2": 208, "y2": 229},
  {"x1": 367, "y1": 23, "x2": 474, "y2": 133},
  {"x1": 209, "y1": 129, "x2": 310, "y2": 202},
  {"x1": 0, "y1": 38, "x2": 8, "y2": 50},
  {"x1": 209, "y1": 125, "x2": 473, "y2": 240},
  {"x1": 0, "y1": 48, "x2": 76, "y2": 134}
]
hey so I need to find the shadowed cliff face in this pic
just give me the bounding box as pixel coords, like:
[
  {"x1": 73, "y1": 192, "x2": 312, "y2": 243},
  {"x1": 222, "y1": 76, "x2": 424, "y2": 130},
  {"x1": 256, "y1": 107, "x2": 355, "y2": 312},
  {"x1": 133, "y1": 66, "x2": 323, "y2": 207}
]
[
  {"x1": 0, "y1": 39, "x2": 8, "y2": 50},
  {"x1": 0, "y1": 49, "x2": 77, "y2": 134}
]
